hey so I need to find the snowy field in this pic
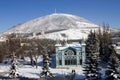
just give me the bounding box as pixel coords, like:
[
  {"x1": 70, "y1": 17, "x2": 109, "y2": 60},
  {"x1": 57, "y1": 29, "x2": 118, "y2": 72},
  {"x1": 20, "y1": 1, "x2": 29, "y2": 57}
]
[{"x1": 0, "y1": 56, "x2": 85, "y2": 79}]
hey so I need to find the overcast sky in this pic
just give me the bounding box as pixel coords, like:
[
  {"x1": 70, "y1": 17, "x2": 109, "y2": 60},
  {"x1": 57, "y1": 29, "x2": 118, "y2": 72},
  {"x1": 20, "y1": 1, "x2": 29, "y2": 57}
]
[{"x1": 0, "y1": 0, "x2": 120, "y2": 32}]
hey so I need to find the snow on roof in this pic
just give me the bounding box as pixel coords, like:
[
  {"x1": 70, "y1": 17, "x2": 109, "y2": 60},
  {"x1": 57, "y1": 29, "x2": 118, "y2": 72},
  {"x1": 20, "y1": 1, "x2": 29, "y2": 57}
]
[
  {"x1": 57, "y1": 43, "x2": 82, "y2": 50},
  {"x1": 0, "y1": 37, "x2": 6, "y2": 42},
  {"x1": 116, "y1": 46, "x2": 120, "y2": 50},
  {"x1": 68, "y1": 43, "x2": 82, "y2": 47}
]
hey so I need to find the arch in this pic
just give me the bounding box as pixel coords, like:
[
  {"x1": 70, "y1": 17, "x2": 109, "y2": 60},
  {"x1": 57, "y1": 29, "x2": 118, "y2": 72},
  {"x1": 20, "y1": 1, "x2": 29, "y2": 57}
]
[{"x1": 64, "y1": 47, "x2": 76, "y2": 55}]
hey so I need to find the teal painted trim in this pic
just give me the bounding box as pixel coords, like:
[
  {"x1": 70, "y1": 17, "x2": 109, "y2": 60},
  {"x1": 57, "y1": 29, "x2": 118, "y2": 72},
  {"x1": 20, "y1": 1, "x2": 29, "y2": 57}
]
[
  {"x1": 81, "y1": 44, "x2": 86, "y2": 66},
  {"x1": 56, "y1": 56, "x2": 58, "y2": 67},
  {"x1": 61, "y1": 51, "x2": 65, "y2": 66},
  {"x1": 55, "y1": 43, "x2": 86, "y2": 68},
  {"x1": 76, "y1": 51, "x2": 79, "y2": 66}
]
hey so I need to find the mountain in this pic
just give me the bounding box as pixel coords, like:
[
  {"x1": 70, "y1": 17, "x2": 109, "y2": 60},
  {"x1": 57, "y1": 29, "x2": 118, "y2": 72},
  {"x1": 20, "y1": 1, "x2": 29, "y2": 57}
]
[
  {"x1": 3, "y1": 13, "x2": 100, "y2": 40},
  {"x1": 4, "y1": 13, "x2": 99, "y2": 33}
]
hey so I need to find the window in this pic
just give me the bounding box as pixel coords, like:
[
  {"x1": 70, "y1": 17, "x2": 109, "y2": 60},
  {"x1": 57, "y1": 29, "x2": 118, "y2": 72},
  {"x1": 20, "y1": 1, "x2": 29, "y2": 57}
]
[
  {"x1": 59, "y1": 60, "x2": 62, "y2": 65},
  {"x1": 64, "y1": 50, "x2": 75, "y2": 55},
  {"x1": 64, "y1": 49, "x2": 77, "y2": 65},
  {"x1": 79, "y1": 59, "x2": 82, "y2": 65},
  {"x1": 65, "y1": 59, "x2": 77, "y2": 65}
]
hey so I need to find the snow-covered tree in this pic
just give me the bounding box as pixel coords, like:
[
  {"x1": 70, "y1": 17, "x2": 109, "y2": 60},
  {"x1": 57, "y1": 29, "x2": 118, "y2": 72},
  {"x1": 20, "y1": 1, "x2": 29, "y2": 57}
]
[
  {"x1": 84, "y1": 53, "x2": 101, "y2": 80},
  {"x1": 97, "y1": 24, "x2": 112, "y2": 62},
  {"x1": 84, "y1": 31, "x2": 101, "y2": 80},
  {"x1": 105, "y1": 46, "x2": 120, "y2": 80},
  {"x1": 9, "y1": 53, "x2": 19, "y2": 78},
  {"x1": 40, "y1": 53, "x2": 53, "y2": 78}
]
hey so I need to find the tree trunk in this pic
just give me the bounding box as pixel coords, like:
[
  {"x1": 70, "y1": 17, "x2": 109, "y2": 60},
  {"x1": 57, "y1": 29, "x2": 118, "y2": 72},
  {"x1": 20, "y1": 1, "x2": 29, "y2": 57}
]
[
  {"x1": 29, "y1": 53, "x2": 33, "y2": 65},
  {"x1": 35, "y1": 56, "x2": 38, "y2": 68}
]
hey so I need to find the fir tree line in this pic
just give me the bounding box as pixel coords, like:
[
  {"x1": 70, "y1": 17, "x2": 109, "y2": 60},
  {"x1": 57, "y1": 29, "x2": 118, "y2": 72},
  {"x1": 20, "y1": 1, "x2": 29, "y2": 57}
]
[{"x1": 84, "y1": 24, "x2": 120, "y2": 80}]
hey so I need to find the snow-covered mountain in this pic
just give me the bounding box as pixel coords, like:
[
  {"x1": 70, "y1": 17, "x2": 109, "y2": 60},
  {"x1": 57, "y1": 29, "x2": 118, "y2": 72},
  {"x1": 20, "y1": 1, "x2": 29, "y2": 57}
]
[{"x1": 3, "y1": 13, "x2": 100, "y2": 40}]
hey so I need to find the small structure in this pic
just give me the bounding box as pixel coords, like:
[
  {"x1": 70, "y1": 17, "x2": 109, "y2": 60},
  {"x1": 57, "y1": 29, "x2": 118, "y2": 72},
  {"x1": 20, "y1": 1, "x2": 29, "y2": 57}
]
[{"x1": 55, "y1": 42, "x2": 86, "y2": 68}]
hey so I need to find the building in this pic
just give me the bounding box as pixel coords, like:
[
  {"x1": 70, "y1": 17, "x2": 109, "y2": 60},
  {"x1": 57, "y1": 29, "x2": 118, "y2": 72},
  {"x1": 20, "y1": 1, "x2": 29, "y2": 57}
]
[
  {"x1": 111, "y1": 37, "x2": 120, "y2": 53},
  {"x1": 111, "y1": 37, "x2": 120, "y2": 44},
  {"x1": 55, "y1": 42, "x2": 86, "y2": 68}
]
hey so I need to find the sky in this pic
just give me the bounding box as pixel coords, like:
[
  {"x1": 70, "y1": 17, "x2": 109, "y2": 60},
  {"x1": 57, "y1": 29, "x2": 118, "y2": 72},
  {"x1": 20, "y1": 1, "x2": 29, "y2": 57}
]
[{"x1": 0, "y1": 0, "x2": 120, "y2": 32}]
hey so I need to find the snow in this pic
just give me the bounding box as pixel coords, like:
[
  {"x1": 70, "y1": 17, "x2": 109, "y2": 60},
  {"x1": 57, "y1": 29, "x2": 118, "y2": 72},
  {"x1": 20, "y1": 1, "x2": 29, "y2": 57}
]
[
  {"x1": 0, "y1": 36, "x2": 7, "y2": 42},
  {"x1": 19, "y1": 66, "x2": 84, "y2": 79},
  {"x1": 1, "y1": 13, "x2": 119, "y2": 42},
  {"x1": 18, "y1": 65, "x2": 41, "y2": 78},
  {"x1": 2, "y1": 13, "x2": 99, "y2": 38},
  {"x1": 1, "y1": 13, "x2": 118, "y2": 41},
  {"x1": 0, "y1": 64, "x2": 10, "y2": 72},
  {"x1": 33, "y1": 29, "x2": 89, "y2": 40},
  {"x1": 116, "y1": 46, "x2": 120, "y2": 50},
  {"x1": 17, "y1": 65, "x2": 84, "y2": 79},
  {"x1": 0, "y1": 56, "x2": 85, "y2": 79},
  {"x1": 56, "y1": 43, "x2": 82, "y2": 50}
]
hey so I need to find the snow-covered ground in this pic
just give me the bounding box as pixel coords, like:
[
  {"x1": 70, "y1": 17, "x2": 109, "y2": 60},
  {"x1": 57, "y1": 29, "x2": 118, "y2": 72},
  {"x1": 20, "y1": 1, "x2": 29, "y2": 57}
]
[
  {"x1": 0, "y1": 56, "x2": 115, "y2": 79},
  {"x1": 35, "y1": 29, "x2": 89, "y2": 40},
  {"x1": 0, "y1": 56, "x2": 85, "y2": 79}
]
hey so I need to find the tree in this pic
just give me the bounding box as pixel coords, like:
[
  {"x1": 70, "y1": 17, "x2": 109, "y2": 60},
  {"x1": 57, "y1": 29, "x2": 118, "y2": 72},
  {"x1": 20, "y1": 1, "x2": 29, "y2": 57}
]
[
  {"x1": 28, "y1": 39, "x2": 39, "y2": 68},
  {"x1": 97, "y1": 24, "x2": 112, "y2": 62},
  {"x1": 39, "y1": 39, "x2": 55, "y2": 78},
  {"x1": 9, "y1": 53, "x2": 19, "y2": 78},
  {"x1": 86, "y1": 31, "x2": 99, "y2": 54},
  {"x1": 84, "y1": 31, "x2": 101, "y2": 80},
  {"x1": 36, "y1": 39, "x2": 55, "y2": 55},
  {"x1": 105, "y1": 46, "x2": 120, "y2": 80},
  {"x1": 36, "y1": 39, "x2": 54, "y2": 68},
  {"x1": 0, "y1": 43, "x2": 6, "y2": 63},
  {"x1": 40, "y1": 53, "x2": 53, "y2": 78},
  {"x1": 23, "y1": 38, "x2": 55, "y2": 68},
  {"x1": 96, "y1": 24, "x2": 120, "y2": 79}
]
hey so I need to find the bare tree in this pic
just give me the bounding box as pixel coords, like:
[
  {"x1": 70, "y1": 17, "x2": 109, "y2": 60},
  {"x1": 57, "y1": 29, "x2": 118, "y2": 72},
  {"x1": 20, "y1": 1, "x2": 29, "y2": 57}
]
[{"x1": 0, "y1": 43, "x2": 7, "y2": 63}]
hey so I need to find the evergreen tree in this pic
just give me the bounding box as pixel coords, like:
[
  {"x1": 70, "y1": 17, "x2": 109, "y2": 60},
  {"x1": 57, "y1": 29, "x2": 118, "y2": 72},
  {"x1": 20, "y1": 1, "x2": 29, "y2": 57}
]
[
  {"x1": 40, "y1": 53, "x2": 53, "y2": 78},
  {"x1": 97, "y1": 24, "x2": 120, "y2": 79},
  {"x1": 97, "y1": 24, "x2": 112, "y2": 62},
  {"x1": 105, "y1": 59, "x2": 118, "y2": 80},
  {"x1": 86, "y1": 31, "x2": 99, "y2": 54},
  {"x1": 9, "y1": 53, "x2": 19, "y2": 78},
  {"x1": 84, "y1": 31, "x2": 101, "y2": 80},
  {"x1": 105, "y1": 46, "x2": 120, "y2": 80}
]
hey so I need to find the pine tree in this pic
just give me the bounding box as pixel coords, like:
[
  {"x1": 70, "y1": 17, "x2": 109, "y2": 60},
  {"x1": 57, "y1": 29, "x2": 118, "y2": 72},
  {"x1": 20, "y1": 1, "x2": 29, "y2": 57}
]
[
  {"x1": 105, "y1": 46, "x2": 120, "y2": 80},
  {"x1": 84, "y1": 31, "x2": 101, "y2": 80},
  {"x1": 9, "y1": 53, "x2": 19, "y2": 78},
  {"x1": 97, "y1": 24, "x2": 120, "y2": 79},
  {"x1": 97, "y1": 24, "x2": 112, "y2": 62},
  {"x1": 40, "y1": 53, "x2": 53, "y2": 78},
  {"x1": 84, "y1": 52, "x2": 101, "y2": 80}
]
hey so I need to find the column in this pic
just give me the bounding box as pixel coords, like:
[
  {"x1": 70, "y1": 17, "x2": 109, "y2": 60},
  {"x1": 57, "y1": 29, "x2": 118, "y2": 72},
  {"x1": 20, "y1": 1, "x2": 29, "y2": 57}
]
[
  {"x1": 62, "y1": 51, "x2": 65, "y2": 66},
  {"x1": 82, "y1": 43, "x2": 86, "y2": 66},
  {"x1": 76, "y1": 49, "x2": 79, "y2": 67},
  {"x1": 56, "y1": 54, "x2": 58, "y2": 68}
]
